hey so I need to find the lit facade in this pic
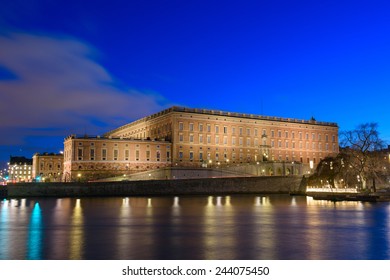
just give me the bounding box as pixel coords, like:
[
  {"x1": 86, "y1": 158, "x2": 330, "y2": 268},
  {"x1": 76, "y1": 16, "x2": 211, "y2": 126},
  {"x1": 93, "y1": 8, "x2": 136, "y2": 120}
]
[
  {"x1": 106, "y1": 106, "x2": 339, "y2": 169},
  {"x1": 32, "y1": 153, "x2": 64, "y2": 182},
  {"x1": 8, "y1": 156, "x2": 33, "y2": 182},
  {"x1": 63, "y1": 135, "x2": 171, "y2": 181}
]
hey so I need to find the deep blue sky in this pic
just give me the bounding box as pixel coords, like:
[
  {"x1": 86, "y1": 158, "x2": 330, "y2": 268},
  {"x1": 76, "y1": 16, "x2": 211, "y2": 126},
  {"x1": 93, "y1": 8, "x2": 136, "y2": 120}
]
[{"x1": 1, "y1": 0, "x2": 390, "y2": 167}]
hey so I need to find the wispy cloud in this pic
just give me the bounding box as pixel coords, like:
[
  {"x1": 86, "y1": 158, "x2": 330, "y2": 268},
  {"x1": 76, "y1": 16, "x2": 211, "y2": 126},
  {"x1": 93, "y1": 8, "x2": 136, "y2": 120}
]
[{"x1": 0, "y1": 32, "x2": 173, "y2": 146}]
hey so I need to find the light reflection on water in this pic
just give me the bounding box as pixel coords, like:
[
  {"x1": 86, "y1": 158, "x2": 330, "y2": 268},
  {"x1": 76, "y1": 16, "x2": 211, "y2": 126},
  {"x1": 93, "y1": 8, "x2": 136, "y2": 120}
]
[{"x1": 0, "y1": 195, "x2": 389, "y2": 260}]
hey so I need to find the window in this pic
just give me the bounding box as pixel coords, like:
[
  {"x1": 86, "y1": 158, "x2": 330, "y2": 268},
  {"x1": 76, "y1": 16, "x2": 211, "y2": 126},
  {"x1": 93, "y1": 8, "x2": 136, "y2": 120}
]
[
  {"x1": 325, "y1": 135, "x2": 329, "y2": 142},
  {"x1": 223, "y1": 136, "x2": 228, "y2": 145},
  {"x1": 78, "y1": 148, "x2": 83, "y2": 160},
  {"x1": 332, "y1": 135, "x2": 336, "y2": 142},
  {"x1": 299, "y1": 132, "x2": 303, "y2": 140},
  {"x1": 179, "y1": 133, "x2": 184, "y2": 142},
  {"x1": 167, "y1": 151, "x2": 171, "y2": 161},
  {"x1": 90, "y1": 148, "x2": 95, "y2": 160},
  {"x1": 278, "y1": 130, "x2": 282, "y2": 138},
  {"x1": 135, "y1": 150, "x2": 139, "y2": 161},
  {"x1": 102, "y1": 149, "x2": 107, "y2": 160},
  {"x1": 114, "y1": 149, "x2": 118, "y2": 160},
  {"x1": 199, "y1": 123, "x2": 203, "y2": 132},
  {"x1": 189, "y1": 123, "x2": 194, "y2": 131},
  {"x1": 224, "y1": 126, "x2": 228, "y2": 134},
  {"x1": 254, "y1": 129, "x2": 258, "y2": 137},
  {"x1": 199, "y1": 152, "x2": 203, "y2": 161},
  {"x1": 156, "y1": 151, "x2": 161, "y2": 161},
  {"x1": 125, "y1": 150, "x2": 129, "y2": 160},
  {"x1": 247, "y1": 128, "x2": 250, "y2": 136},
  {"x1": 189, "y1": 152, "x2": 194, "y2": 161},
  {"x1": 207, "y1": 124, "x2": 211, "y2": 132},
  {"x1": 215, "y1": 135, "x2": 219, "y2": 144},
  {"x1": 239, "y1": 127, "x2": 243, "y2": 136},
  {"x1": 239, "y1": 137, "x2": 243, "y2": 146},
  {"x1": 179, "y1": 152, "x2": 183, "y2": 160},
  {"x1": 232, "y1": 127, "x2": 236, "y2": 135},
  {"x1": 232, "y1": 137, "x2": 236, "y2": 145},
  {"x1": 215, "y1": 125, "x2": 219, "y2": 134},
  {"x1": 271, "y1": 130, "x2": 275, "y2": 138},
  {"x1": 246, "y1": 138, "x2": 251, "y2": 147},
  {"x1": 285, "y1": 131, "x2": 289, "y2": 138},
  {"x1": 285, "y1": 141, "x2": 289, "y2": 148},
  {"x1": 199, "y1": 134, "x2": 203, "y2": 143},
  {"x1": 207, "y1": 135, "x2": 211, "y2": 144},
  {"x1": 179, "y1": 122, "x2": 184, "y2": 131},
  {"x1": 292, "y1": 132, "x2": 295, "y2": 139},
  {"x1": 146, "y1": 151, "x2": 150, "y2": 161},
  {"x1": 189, "y1": 134, "x2": 194, "y2": 143},
  {"x1": 271, "y1": 140, "x2": 275, "y2": 148}
]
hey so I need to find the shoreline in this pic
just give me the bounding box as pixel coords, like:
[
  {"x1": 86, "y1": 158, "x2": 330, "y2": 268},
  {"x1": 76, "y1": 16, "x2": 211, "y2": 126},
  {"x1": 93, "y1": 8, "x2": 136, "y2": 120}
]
[{"x1": 2, "y1": 176, "x2": 304, "y2": 198}]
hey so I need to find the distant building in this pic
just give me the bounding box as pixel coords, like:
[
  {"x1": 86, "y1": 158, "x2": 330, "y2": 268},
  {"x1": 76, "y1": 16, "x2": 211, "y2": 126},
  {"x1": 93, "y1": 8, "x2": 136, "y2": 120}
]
[
  {"x1": 8, "y1": 156, "x2": 33, "y2": 182},
  {"x1": 32, "y1": 152, "x2": 64, "y2": 182},
  {"x1": 63, "y1": 106, "x2": 339, "y2": 180}
]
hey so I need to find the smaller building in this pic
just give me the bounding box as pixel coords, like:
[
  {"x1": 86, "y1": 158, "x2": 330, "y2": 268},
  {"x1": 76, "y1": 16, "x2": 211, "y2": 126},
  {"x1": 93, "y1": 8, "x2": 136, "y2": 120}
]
[
  {"x1": 63, "y1": 135, "x2": 172, "y2": 182},
  {"x1": 8, "y1": 156, "x2": 33, "y2": 182},
  {"x1": 32, "y1": 152, "x2": 64, "y2": 182}
]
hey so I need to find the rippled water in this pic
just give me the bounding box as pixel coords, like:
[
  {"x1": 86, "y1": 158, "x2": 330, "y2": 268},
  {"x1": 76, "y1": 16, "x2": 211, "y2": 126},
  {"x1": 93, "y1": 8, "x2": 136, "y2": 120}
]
[{"x1": 1, "y1": 195, "x2": 390, "y2": 260}]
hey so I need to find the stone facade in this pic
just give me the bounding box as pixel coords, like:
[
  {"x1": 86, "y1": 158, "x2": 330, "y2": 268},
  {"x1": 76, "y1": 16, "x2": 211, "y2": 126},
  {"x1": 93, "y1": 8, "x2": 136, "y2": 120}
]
[
  {"x1": 32, "y1": 153, "x2": 64, "y2": 182},
  {"x1": 106, "y1": 106, "x2": 339, "y2": 170},
  {"x1": 63, "y1": 135, "x2": 171, "y2": 181}
]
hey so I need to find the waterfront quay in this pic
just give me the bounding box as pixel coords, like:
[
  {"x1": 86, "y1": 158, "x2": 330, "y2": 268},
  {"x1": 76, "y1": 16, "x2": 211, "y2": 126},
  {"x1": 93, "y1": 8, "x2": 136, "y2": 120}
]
[{"x1": 1, "y1": 176, "x2": 303, "y2": 198}]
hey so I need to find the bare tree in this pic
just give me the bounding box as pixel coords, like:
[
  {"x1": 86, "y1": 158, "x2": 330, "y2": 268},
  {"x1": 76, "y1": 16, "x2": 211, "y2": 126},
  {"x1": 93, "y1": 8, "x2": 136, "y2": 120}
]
[{"x1": 340, "y1": 123, "x2": 386, "y2": 191}]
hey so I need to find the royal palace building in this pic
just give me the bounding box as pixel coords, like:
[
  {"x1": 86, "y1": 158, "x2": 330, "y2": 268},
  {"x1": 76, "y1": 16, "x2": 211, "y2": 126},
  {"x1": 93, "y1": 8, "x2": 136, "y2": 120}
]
[{"x1": 63, "y1": 106, "x2": 339, "y2": 181}]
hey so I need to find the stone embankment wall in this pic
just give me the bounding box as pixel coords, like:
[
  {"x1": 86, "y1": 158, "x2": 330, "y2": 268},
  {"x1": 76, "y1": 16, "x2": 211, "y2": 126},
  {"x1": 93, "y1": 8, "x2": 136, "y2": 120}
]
[{"x1": 5, "y1": 176, "x2": 304, "y2": 198}]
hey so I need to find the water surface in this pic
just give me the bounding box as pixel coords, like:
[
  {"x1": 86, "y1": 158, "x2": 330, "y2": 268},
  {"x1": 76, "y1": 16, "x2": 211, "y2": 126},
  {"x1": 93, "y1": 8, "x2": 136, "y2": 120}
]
[{"x1": 1, "y1": 195, "x2": 389, "y2": 260}]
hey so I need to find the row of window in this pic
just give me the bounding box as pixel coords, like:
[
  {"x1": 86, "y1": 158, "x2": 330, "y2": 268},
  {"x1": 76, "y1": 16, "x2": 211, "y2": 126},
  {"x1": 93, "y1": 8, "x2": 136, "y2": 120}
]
[
  {"x1": 178, "y1": 134, "x2": 337, "y2": 152},
  {"x1": 39, "y1": 164, "x2": 62, "y2": 170},
  {"x1": 178, "y1": 122, "x2": 337, "y2": 142},
  {"x1": 76, "y1": 148, "x2": 171, "y2": 162},
  {"x1": 177, "y1": 151, "x2": 320, "y2": 164}
]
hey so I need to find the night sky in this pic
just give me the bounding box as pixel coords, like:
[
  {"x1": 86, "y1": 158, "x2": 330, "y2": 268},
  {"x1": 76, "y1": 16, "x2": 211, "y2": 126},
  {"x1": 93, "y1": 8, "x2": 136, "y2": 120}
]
[{"x1": 1, "y1": 0, "x2": 390, "y2": 167}]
